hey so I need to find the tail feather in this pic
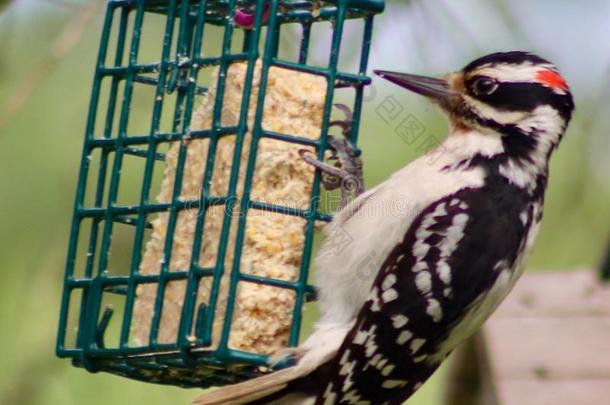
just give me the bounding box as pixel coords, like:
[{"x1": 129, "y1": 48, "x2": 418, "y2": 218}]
[
  {"x1": 192, "y1": 367, "x2": 308, "y2": 405},
  {"x1": 193, "y1": 324, "x2": 351, "y2": 405}
]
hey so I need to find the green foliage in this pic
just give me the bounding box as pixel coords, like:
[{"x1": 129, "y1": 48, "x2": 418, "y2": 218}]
[{"x1": 0, "y1": 0, "x2": 12, "y2": 13}]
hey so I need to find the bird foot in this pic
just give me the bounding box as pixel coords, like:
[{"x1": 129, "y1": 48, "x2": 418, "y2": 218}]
[
  {"x1": 268, "y1": 347, "x2": 306, "y2": 369},
  {"x1": 299, "y1": 104, "x2": 364, "y2": 209}
]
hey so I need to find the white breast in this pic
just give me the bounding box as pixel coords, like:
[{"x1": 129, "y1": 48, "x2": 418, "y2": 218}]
[{"x1": 314, "y1": 130, "x2": 504, "y2": 327}]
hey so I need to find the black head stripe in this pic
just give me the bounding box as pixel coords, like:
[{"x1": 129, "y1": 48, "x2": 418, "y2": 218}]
[
  {"x1": 466, "y1": 81, "x2": 574, "y2": 121},
  {"x1": 463, "y1": 51, "x2": 551, "y2": 73},
  {"x1": 460, "y1": 51, "x2": 574, "y2": 122}
]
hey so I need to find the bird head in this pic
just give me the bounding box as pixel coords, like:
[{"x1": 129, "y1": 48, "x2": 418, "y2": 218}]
[{"x1": 375, "y1": 51, "x2": 574, "y2": 162}]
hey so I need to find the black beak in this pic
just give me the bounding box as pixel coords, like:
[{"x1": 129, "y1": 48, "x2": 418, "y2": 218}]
[{"x1": 374, "y1": 70, "x2": 454, "y2": 101}]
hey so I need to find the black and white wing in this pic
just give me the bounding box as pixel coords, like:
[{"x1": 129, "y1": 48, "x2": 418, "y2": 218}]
[{"x1": 315, "y1": 185, "x2": 534, "y2": 405}]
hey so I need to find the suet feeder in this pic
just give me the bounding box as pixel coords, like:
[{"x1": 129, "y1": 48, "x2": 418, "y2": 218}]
[{"x1": 56, "y1": 0, "x2": 384, "y2": 388}]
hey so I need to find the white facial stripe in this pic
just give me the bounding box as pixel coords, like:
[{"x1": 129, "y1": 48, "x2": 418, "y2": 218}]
[
  {"x1": 472, "y1": 62, "x2": 556, "y2": 83},
  {"x1": 498, "y1": 105, "x2": 564, "y2": 190},
  {"x1": 470, "y1": 62, "x2": 567, "y2": 95},
  {"x1": 442, "y1": 129, "x2": 504, "y2": 158},
  {"x1": 517, "y1": 105, "x2": 564, "y2": 140},
  {"x1": 463, "y1": 94, "x2": 529, "y2": 124}
]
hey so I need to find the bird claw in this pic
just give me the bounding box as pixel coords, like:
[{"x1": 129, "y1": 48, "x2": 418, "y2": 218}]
[
  {"x1": 268, "y1": 347, "x2": 306, "y2": 369},
  {"x1": 299, "y1": 105, "x2": 364, "y2": 209}
]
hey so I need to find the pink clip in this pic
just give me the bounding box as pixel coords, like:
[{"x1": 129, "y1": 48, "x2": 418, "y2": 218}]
[{"x1": 235, "y1": 2, "x2": 270, "y2": 29}]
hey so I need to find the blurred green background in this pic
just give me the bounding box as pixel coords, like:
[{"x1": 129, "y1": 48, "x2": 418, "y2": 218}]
[{"x1": 0, "y1": 0, "x2": 609, "y2": 404}]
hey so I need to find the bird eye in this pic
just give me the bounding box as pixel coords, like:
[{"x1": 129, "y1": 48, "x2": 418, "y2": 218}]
[{"x1": 471, "y1": 77, "x2": 498, "y2": 96}]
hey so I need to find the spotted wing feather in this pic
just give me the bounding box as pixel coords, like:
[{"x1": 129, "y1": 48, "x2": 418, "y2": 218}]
[{"x1": 315, "y1": 184, "x2": 534, "y2": 405}]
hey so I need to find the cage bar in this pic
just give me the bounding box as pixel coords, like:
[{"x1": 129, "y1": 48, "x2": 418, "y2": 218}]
[{"x1": 57, "y1": 0, "x2": 384, "y2": 387}]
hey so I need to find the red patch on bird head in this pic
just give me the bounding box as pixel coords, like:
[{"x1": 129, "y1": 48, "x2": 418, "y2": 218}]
[{"x1": 536, "y1": 70, "x2": 569, "y2": 91}]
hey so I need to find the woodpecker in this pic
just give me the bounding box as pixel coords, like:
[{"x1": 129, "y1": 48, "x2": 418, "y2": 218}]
[{"x1": 193, "y1": 51, "x2": 574, "y2": 405}]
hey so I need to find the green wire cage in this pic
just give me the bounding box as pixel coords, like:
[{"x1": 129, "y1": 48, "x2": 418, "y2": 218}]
[{"x1": 56, "y1": 0, "x2": 384, "y2": 388}]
